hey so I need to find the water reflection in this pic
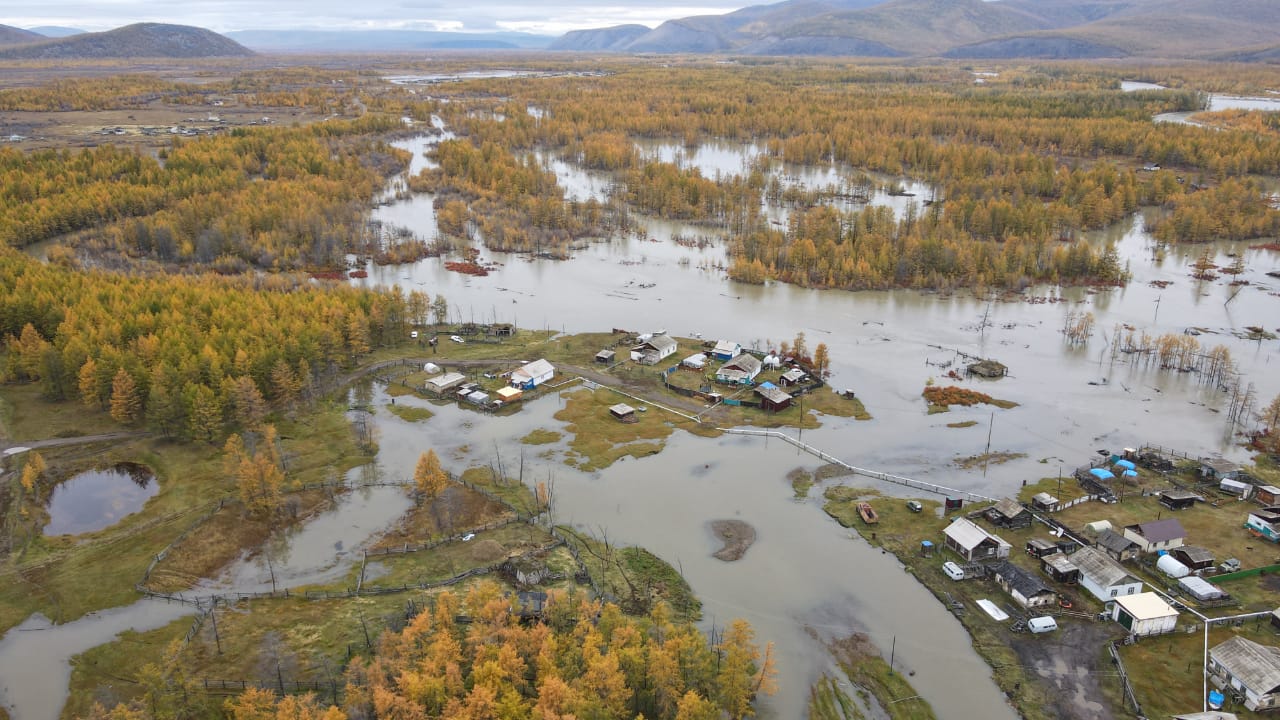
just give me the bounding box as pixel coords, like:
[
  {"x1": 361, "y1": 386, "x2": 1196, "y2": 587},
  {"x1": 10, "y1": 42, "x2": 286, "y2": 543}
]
[{"x1": 43, "y1": 463, "x2": 159, "y2": 536}]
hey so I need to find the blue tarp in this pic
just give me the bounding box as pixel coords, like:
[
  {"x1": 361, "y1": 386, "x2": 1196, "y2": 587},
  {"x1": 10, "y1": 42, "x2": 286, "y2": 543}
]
[
  {"x1": 1123, "y1": 469, "x2": 1138, "y2": 478},
  {"x1": 758, "y1": 381, "x2": 778, "y2": 390},
  {"x1": 1114, "y1": 459, "x2": 1136, "y2": 471},
  {"x1": 1090, "y1": 468, "x2": 1116, "y2": 480}
]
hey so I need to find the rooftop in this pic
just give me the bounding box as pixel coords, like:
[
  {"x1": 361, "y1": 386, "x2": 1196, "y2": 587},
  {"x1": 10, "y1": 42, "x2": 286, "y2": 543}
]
[
  {"x1": 988, "y1": 497, "x2": 1027, "y2": 519},
  {"x1": 1042, "y1": 553, "x2": 1077, "y2": 574},
  {"x1": 1201, "y1": 457, "x2": 1242, "y2": 474},
  {"x1": 1113, "y1": 592, "x2": 1178, "y2": 621},
  {"x1": 992, "y1": 560, "x2": 1053, "y2": 599},
  {"x1": 1095, "y1": 528, "x2": 1138, "y2": 554},
  {"x1": 943, "y1": 517, "x2": 1011, "y2": 552},
  {"x1": 1071, "y1": 546, "x2": 1139, "y2": 588},
  {"x1": 720, "y1": 352, "x2": 762, "y2": 374},
  {"x1": 1211, "y1": 636, "x2": 1280, "y2": 694},
  {"x1": 1126, "y1": 518, "x2": 1186, "y2": 544}
]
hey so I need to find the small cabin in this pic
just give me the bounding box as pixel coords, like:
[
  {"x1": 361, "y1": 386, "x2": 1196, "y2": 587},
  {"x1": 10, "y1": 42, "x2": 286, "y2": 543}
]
[
  {"x1": 984, "y1": 498, "x2": 1032, "y2": 529},
  {"x1": 1256, "y1": 485, "x2": 1280, "y2": 506},
  {"x1": 754, "y1": 382, "x2": 793, "y2": 413},
  {"x1": 609, "y1": 403, "x2": 637, "y2": 423},
  {"x1": 1171, "y1": 546, "x2": 1215, "y2": 572},
  {"x1": 1096, "y1": 529, "x2": 1140, "y2": 563},
  {"x1": 1025, "y1": 538, "x2": 1058, "y2": 559},
  {"x1": 779, "y1": 368, "x2": 807, "y2": 387},
  {"x1": 595, "y1": 349, "x2": 616, "y2": 364},
  {"x1": 1159, "y1": 489, "x2": 1200, "y2": 511},
  {"x1": 1031, "y1": 492, "x2": 1059, "y2": 511},
  {"x1": 1042, "y1": 552, "x2": 1080, "y2": 584},
  {"x1": 1200, "y1": 457, "x2": 1242, "y2": 481}
]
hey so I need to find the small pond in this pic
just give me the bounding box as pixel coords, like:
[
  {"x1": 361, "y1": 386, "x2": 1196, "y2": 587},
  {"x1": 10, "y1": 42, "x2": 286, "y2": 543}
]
[{"x1": 43, "y1": 463, "x2": 158, "y2": 536}]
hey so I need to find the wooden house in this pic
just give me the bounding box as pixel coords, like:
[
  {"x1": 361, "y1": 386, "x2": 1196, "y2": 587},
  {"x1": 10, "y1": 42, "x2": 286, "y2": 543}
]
[
  {"x1": 1096, "y1": 528, "x2": 1140, "y2": 562},
  {"x1": 711, "y1": 340, "x2": 742, "y2": 361},
  {"x1": 779, "y1": 368, "x2": 807, "y2": 387},
  {"x1": 595, "y1": 349, "x2": 615, "y2": 364},
  {"x1": 1025, "y1": 538, "x2": 1058, "y2": 559},
  {"x1": 1209, "y1": 636, "x2": 1280, "y2": 711},
  {"x1": 1031, "y1": 492, "x2": 1059, "y2": 511},
  {"x1": 984, "y1": 498, "x2": 1032, "y2": 529},
  {"x1": 1071, "y1": 546, "x2": 1144, "y2": 602},
  {"x1": 1041, "y1": 552, "x2": 1080, "y2": 584},
  {"x1": 1171, "y1": 546, "x2": 1215, "y2": 573},
  {"x1": 990, "y1": 560, "x2": 1057, "y2": 609},
  {"x1": 754, "y1": 382, "x2": 793, "y2": 413},
  {"x1": 496, "y1": 387, "x2": 523, "y2": 404},
  {"x1": 1256, "y1": 485, "x2": 1280, "y2": 506},
  {"x1": 1123, "y1": 518, "x2": 1187, "y2": 554},
  {"x1": 942, "y1": 518, "x2": 1011, "y2": 562}
]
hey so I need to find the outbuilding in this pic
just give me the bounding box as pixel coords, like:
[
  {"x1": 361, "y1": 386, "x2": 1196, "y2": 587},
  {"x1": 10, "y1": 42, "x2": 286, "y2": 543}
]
[
  {"x1": 779, "y1": 368, "x2": 807, "y2": 387},
  {"x1": 1095, "y1": 528, "x2": 1140, "y2": 563},
  {"x1": 754, "y1": 382, "x2": 793, "y2": 413},
  {"x1": 595, "y1": 349, "x2": 616, "y2": 364},
  {"x1": 984, "y1": 498, "x2": 1032, "y2": 529},
  {"x1": 1171, "y1": 546, "x2": 1215, "y2": 572},
  {"x1": 1201, "y1": 457, "x2": 1243, "y2": 481},
  {"x1": 1221, "y1": 478, "x2": 1254, "y2": 499},
  {"x1": 1031, "y1": 492, "x2": 1059, "y2": 511},
  {"x1": 990, "y1": 560, "x2": 1057, "y2": 609},
  {"x1": 1041, "y1": 552, "x2": 1080, "y2": 584},
  {"x1": 1256, "y1": 485, "x2": 1280, "y2": 506},
  {"x1": 942, "y1": 517, "x2": 1012, "y2": 562},
  {"x1": 496, "y1": 386, "x2": 523, "y2": 404},
  {"x1": 1179, "y1": 576, "x2": 1227, "y2": 602},
  {"x1": 1025, "y1": 538, "x2": 1059, "y2": 559},
  {"x1": 1111, "y1": 592, "x2": 1178, "y2": 636},
  {"x1": 609, "y1": 404, "x2": 637, "y2": 422},
  {"x1": 426, "y1": 372, "x2": 466, "y2": 395},
  {"x1": 1159, "y1": 489, "x2": 1201, "y2": 511},
  {"x1": 1247, "y1": 507, "x2": 1280, "y2": 542}
]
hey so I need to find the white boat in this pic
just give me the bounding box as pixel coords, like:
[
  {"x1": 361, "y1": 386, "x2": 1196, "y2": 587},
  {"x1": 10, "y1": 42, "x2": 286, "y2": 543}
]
[{"x1": 976, "y1": 599, "x2": 1009, "y2": 621}]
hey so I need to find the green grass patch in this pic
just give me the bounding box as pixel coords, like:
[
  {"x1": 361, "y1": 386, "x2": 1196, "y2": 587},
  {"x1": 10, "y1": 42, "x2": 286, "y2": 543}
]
[
  {"x1": 521, "y1": 428, "x2": 562, "y2": 445},
  {"x1": 790, "y1": 469, "x2": 815, "y2": 499},
  {"x1": 357, "y1": 522, "x2": 556, "y2": 591},
  {"x1": 922, "y1": 385, "x2": 1017, "y2": 411},
  {"x1": 0, "y1": 383, "x2": 122, "y2": 442},
  {"x1": 946, "y1": 420, "x2": 979, "y2": 428},
  {"x1": 386, "y1": 404, "x2": 434, "y2": 422},
  {"x1": 372, "y1": 484, "x2": 512, "y2": 551},
  {"x1": 553, "y1": 389, "x2": 679, "y2": 471},
  {"x1": 457, "y1": 466, "x2": 541, "y2": 516},
  {"x1": 954, "y1": 451, "x2": 1026, "y2": 470}
]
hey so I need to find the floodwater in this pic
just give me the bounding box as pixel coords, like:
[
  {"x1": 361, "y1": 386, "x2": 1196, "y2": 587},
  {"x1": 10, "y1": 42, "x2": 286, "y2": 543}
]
[
  {"x1": 1155, "y1": 93, "x2": 1280, "y2": 124},
  {"x1": 43, "y1": 463, "x2": 158, "y2": 536},
  {"x1": 0, "y1": 601, "x2": 194, "y2": 720},
  {"x1": 359, "y1": 385, "x2": 1020, "y2": 719},
  {"x1": 1120, "y1": 81, "x2": 1168, "y2": 92}
]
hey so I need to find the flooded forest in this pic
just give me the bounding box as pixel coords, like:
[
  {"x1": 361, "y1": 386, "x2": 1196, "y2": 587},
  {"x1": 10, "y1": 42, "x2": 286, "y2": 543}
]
[{"x1": 2, "y1": 56, "x2": 1280, "y2": 720}]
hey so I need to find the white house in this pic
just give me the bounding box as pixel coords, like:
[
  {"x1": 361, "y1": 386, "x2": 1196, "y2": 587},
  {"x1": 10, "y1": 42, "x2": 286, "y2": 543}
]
[
  {"x1": 1122, "y1": 518, "x2": 1186, "y2": 554},
  {"x1": 510, "y1": 359, "x2": 555, "y2": 390},
  {"x1": 1209, "y1": 636, "x2": 1280, "y2": 711},
  {"x1": 632, "y1": 334, "x2": 678, "y2": 365},
  {"x1": 711, "y1": 340, "x2": 742, "y2": 361},
  {"x1": 1070, "y1": 546, "x2": 1144, "y2": 602},
  {"x1": 942, "y1": 518, "x2": 1012, "y2": 562},
  {"x1": 1111, "y1": 592, "x2": 1178, "y2": 636},
  {"x1": 715, "y1": 353, "x2": 763, "y2": 385},
  {"x1": 426, "y1": 372, "x2": 466, "y2": 395}
]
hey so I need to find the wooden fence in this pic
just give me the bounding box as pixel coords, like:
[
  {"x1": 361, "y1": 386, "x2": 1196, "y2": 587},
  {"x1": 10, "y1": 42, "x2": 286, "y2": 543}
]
[{"x1": 1108, "y1": 641, "x2": 1143, "y2": 716}]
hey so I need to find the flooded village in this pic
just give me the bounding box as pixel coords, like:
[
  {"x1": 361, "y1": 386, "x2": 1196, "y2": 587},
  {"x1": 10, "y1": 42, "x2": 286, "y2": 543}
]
[{"x1": 3, "y1": 59, "x2": 1280, "y2": 720}]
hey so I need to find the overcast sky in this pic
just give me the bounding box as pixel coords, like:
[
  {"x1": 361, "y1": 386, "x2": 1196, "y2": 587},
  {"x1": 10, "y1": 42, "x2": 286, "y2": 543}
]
[{"x1": 5, "y1": 0, "x2": 748, "y2": 35}]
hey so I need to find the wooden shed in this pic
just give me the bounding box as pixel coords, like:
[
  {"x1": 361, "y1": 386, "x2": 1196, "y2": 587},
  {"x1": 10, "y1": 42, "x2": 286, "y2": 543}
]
[
  {"x1": 1159, "y1": 489, "x2": 1200, "y2": 511},
  {"x1": 595, "y1": 349, "x2": 616, "y2": 364},
  {"x1": 754, "y1": 382, "x2": 793, "y2": 413},
  {"x1": 609, "y1": 403, "x2": 637, "y2": 422},
  {"x1": 984, "y1": 498, "x2": 1032, "y2": 529}
]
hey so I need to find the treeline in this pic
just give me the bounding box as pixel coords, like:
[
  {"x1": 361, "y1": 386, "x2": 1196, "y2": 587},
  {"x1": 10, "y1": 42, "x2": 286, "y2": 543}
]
[
  {"x1": 0, "y1": 248, "x2": 431, "y2": 442},
  {"x1": 1148, "y1": 178, "x2": 1280, "y2": 243},
  {"x1": 88, "y1": 585, "x2": 776, "y2": 720},
  {"x1": 728, "y1": 204, "x2": 1125, "y2": 290},
  {"x1": 2, "y1": 116, "x2": 408, "y2": 269},
  {"x1": 410, "y1": 139, "x2": 620, "y2": 256}
]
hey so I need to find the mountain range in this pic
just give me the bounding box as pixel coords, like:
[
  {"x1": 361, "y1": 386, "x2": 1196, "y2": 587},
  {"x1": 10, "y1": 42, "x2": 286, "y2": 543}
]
[
  {"x1": 0, "y1": 23, "x2": 253, "y2": 59},
  {"x1": 551, "y1": 0, "x2": 1280, "y2": 60}
]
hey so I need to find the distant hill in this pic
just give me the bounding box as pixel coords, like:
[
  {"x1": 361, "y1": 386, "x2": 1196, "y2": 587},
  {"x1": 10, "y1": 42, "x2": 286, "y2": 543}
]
[
  {"x1": 0, "y1": 23, "x2": 44, "y2": 45},
  {"x1": 28, "y1": 25, "x2": 86, "y2": 37},
  {"x1": 0, "y1": 23, "x2": 254, "y2": 59},
  {"x1": 552, "y1": 0, "x2": 1280, "y2": 59},
  {"x1": 549, "y1": 25, "x2": 651, "y2": 52},
  {"x1": 226, "y1": 29, "x2": 554, "y2": 52}
]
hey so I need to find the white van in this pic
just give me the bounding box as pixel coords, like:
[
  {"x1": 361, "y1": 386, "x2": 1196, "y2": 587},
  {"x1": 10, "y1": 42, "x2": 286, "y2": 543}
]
[
  {"x1": 1028, "y1": 616, "x2": 1058, "y2": 634},
  {"x1": 942, "y1": 561, "x2": 965, "y2": 580}
]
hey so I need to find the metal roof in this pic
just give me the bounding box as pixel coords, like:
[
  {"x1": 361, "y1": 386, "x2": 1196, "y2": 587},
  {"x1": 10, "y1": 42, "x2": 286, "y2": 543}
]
[
  {"x1": 720, "y1": 353, "x2": 762, "y2": 374},
  {"x1": 1031, "y1": 492, "x2": 1059, "y2": 505},
  {"x1": 1178, "y1": 576, "x2": 1224, "y2": 599},
  {"x1": 1160, "y1": 489, "x2": 1202, "y2": 501},
  {"x1": 1113, "y1": 592, "x2": 1177, "y2": 621},
  {"x1": 755, "y1": 385, "x2": 792, "y2": 404},
  {"x1": 713, "y1": 340, "x2": 741, "y2": 354},
  {"x1": 943, "y1": 518, "x2": 1011, "y2": 552},
  {"x1": 1211, "y1": 636, "x2": 1280, "y2": 695},
  {"x1": 1070, "y1": 546, "x2": 1139, "y2": 588},
  {"x1": 988, "y1": 498, "x2": 1027, "y2": 519},
  {"x1": 1201, "y1": 457, "x2": 1242, "y2": 474},
  {"x1": 511, "y1": 358, "x2": 555, "y2": 383},
  {"x1": 609, "y1": 403, "x2": 635, "y2": 415},
  {"x1": 1173, "y1": 546, "x2": 1214, "y2": 564},
  {"x1": 427, "y1": 371, "x2": 466, "y2": 389},
  {"x1": 1127, "y1": 518, "x2": 1186, "y2": 544},
  {"x1": 1042, "y1": 553, "x2": 1077, "y2": 574},
  {"x1": 1096, "y1": 529, "x2": 1138, "y2": 554},
  {"x1": 641, "y1": 334, "x2": 677, "y2": 352}
]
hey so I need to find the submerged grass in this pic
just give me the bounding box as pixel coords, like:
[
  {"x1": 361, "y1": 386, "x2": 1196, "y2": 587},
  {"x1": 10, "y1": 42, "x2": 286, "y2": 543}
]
[
  {"x1": 385, "y1": 404, "x2": 434, "y2": 422},
  {"x1": 557, "y1": 526, "x2": 700, "y2": 622}
]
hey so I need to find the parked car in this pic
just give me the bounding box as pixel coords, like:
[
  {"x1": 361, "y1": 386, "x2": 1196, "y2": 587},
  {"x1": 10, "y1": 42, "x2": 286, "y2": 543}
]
[
  {"x1": 450, "y1": 335, "x2": 465, "y2": 343},
  {"x1": 1028, "y1": 616, "x2": 1058, "y2": 634},
  {"x1": 906, "y1": 500, "x2": 923, "y2": 513},
  {"x1": 942, "y1": 561, "x2": 965, "y2": 580},
  {"x1": 462, "y1": 533, "x2": 475, "y2": 542},
  {"x1": 410, "y1": 330, "x2": 419, "y2": 339}
]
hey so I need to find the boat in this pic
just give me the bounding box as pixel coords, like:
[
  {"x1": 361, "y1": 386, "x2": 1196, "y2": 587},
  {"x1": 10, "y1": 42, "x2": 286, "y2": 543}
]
[
  {"x1": 857, "y1": 502, "x2": 879, "y2": 524},
  {"x1": 976, "y1": 599, "x2": 1009, "y2": 621}
]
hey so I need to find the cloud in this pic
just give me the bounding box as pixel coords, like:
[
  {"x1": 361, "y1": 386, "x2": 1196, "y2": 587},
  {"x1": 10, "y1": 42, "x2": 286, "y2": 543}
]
[{"x1": 5, "y1": 0, "x2": 745, "y2": 34}]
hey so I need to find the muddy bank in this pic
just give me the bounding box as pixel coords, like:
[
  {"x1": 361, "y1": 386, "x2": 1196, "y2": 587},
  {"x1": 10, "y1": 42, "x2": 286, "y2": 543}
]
[{"x1": 710, "y1": 519, "x2": 756, "y2": 561}]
